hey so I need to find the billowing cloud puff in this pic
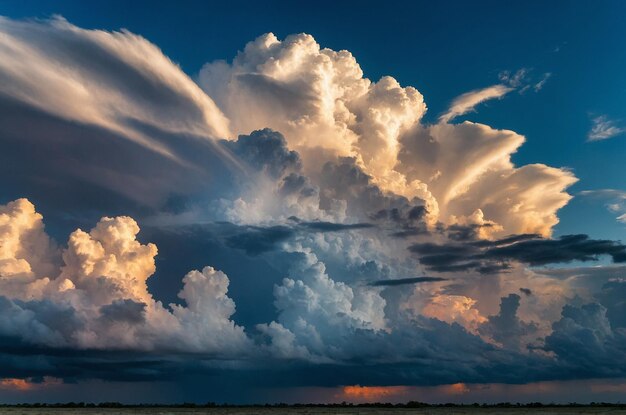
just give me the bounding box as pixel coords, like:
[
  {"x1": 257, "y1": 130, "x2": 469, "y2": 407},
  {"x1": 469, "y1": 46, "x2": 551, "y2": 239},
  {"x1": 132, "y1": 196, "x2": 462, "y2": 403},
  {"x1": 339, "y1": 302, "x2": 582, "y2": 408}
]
[
  {"x1": 200, "y1": 33, "x2": 426, "y2": 178},
  {"x1": 270, "y1": 248, "x2": 387, "y2": 359},
  {"x1": 0, "y1": 198, "x2": 58, "y2": 281},
  {"x1": 0, "y1": 198, "x2": 249, "y2": 353},
  {"x1": 397, "y1": 123, "x2": 577, "y2": 236},
  {"x1": 200, "y1": 33, "x2": 576, "y2": 236}
]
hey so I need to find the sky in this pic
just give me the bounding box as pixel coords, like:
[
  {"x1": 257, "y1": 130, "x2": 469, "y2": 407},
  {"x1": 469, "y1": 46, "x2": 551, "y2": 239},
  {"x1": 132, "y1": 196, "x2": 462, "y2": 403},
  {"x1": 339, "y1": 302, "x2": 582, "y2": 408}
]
[{"x1": 0, "y1": 0, "x2": 626, "y2": 404}]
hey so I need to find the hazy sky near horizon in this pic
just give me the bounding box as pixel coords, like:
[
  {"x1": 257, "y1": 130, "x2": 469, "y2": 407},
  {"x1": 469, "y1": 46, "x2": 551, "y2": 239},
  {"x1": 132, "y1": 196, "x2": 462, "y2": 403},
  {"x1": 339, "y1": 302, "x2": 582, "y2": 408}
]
[{"x1": 0, "y1": 0, "x2": 626, "y2": 404}]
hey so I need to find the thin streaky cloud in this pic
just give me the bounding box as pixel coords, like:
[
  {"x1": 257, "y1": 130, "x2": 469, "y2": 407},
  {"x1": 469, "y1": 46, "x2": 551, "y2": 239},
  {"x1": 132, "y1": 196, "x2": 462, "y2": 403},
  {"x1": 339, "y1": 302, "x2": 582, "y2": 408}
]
[
  {"x1": 580, "y1": 189, "x2": 626, "y2": 224},
  {"x1": 534, "y1": 72, "x2": 552, "y2": 92},
  {"x1": 439, "y1": 84, "x2": 513, "y2": 123},
  {"x1": 588, "y1": 115, "x2": 626, "y2": 141}
]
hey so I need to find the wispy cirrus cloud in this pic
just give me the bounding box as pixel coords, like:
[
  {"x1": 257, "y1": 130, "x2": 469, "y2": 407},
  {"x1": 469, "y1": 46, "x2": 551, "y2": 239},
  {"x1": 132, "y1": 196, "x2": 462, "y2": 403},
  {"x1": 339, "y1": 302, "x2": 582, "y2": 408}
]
[
  {"x1": 439, "y1": 84, "x2": 513, "y2": 123},
  {"x1": 588, "y1": 115, "x2": 626, "y2": 141},
  {"x1": 580, "y1": 189, "x2": 626, "y2": 223},
  {"x1": 440, "y1": 68, "x2": 552, "y2": 123},
  {"x1": 499, "y1": 68, "x2": 552, "y2": 93}
]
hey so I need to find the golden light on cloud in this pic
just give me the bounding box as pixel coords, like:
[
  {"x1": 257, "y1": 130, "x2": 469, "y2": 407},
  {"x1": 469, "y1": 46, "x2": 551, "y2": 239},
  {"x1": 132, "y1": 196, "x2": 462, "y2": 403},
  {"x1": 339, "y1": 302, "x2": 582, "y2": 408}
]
[
  {"x1": 0, "y1": 377, "x2": 62, "y2": 391},
  {"x1": 0, "y1": 378, "x2": 34, "y2": 391},
  {"x1": 421, "y1": 295, "x2": 487, "y2": 333},
  {"x1": 341, "y1": 385, "x2": 409, "y2": 401},
  {"x1": 443, "y1": 383, "x2": 470, "y2": 395}
]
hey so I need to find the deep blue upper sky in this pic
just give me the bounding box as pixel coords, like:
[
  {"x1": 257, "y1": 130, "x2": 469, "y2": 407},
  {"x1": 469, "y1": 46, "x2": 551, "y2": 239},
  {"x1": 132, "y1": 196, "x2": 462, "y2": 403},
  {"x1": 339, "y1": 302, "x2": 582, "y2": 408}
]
[{"x1": 2, "y1": 0, "x2": 625, "y2": 240}]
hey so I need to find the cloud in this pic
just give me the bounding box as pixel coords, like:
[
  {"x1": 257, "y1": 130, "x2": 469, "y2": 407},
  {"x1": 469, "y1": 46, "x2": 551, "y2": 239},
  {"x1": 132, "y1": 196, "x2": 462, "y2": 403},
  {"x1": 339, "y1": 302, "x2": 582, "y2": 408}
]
[
  {"x1": 225, "y1": 225, "x2": 295, "y2": 255},
  {"x1": 298, "y1": 221, "x2": 374, "y2": 232},
  {"x1": 543, "y1": 302, "x2": 626, "y2": 374},
  {"x1": 0, "y1": 17, "x2": 247, "y2": 213},
  {"x1": 0, "y1": 21, "x2": 577, "y2": 242},
  {"x1": 2, "y1": 18, "x2": 626, "y2": 397},
  {"x1": 368, "y1": 277, "x2": 447, "y2": 287},
  {"x1": 520, "y1": 287, "x2": 533, "y2": 296},
  {"x1": 418, "y1": 295, "x2": 487, "y2": 333},
  {"x1": 479, "y1": 294, "x2": 538, "y2": 349},
  {"x1": 199, "y1": 33, "x2": 426, "y2": 180},
  {"x1": 534, "y1": 73, "x2": 552, "y2": 92},
  {"x1": 588, "y1": 115, "x2": 625, "y2": 141},
  {"x1": 439, "y1": 85, "x2": 513, "y2": 123},
  {"x1": 341, "y1": 385, "x2": 409, "y2": 401},
  {"x1": 0, "y1": 198, "x2": 250, "y2": 354},
  {"x1": 0, "y1": 16, "x2": 230, "y2": 154},
  {"x1": 221, "y1": 129, "x2": 301, "y2": 179},
  {"x1": 595, "y1": 280, "x2": 626, "y2": 330},
  {"x1": 5, "y1": 201, "x2": 626, "y2": 390},
  {"x1": 409, "y1": 233, "x2": 626, "y2": 273},
  {"x1": 498, "y1": 68, "x2": 552, "y2": 94},
  {"x1": 396, "y1": 123, "x2": 577, "y2": 237},
  {"x1": 580, "y1": 189, "x2": 626, "y2": 223},
  {"x1": 199, "y1": 32, "x2": 576, "y2": 239}
]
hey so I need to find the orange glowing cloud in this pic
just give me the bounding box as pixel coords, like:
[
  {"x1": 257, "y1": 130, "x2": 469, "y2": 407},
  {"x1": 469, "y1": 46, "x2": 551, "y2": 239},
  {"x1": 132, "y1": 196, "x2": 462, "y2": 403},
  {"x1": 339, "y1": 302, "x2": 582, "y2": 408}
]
[
  {"x1": 0, "y1": 377, "x2": 62, "y2": 391},
  {"x1": 341, "y1": 385, "x2": 409, "y2": 401},
  {"x1": 0, "y1": 378, "x2": 34, "y2": 391},
  {"x1": 442, "y1": 382, "x2": 470, "y2": 395}
]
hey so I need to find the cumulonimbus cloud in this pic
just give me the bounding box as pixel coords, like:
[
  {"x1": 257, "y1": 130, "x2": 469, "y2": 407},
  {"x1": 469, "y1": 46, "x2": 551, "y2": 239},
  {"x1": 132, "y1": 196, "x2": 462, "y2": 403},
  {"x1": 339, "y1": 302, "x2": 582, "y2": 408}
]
[
  {"x1": 1, "y1": 16, "x2": 623, "y2": 393},
  {"x1": 199, "y1": 32, "x2": 576, "y2": 237}
]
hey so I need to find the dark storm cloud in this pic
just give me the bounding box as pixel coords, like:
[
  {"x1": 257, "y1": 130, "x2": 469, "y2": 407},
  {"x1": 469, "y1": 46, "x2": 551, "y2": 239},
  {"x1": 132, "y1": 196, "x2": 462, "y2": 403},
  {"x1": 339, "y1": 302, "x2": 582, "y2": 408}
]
[
  {"x1": 2, "y1": 297, "x2": 626, "y2": 393},
  {"x1": 222, "y1": 219, "x2": 376, "y2": 255},
  {"x1": 100, "y1": 300, "x2": 147, "y2": 324},
  {"x1": 447, "y1": 223, "x2": 494, "y2": 242},
  {"x1": 298, "y1": 221, "x2": 375, "y2": 232},
  {"x1": 0, "y1": 314, "x2": 535, "y2": 387},
  {"x1": 0, "y1": 96, "x2": 242, "y2": 239},
  {"x1": 409, "y1": 234, "x2": 626, "y2": 273},
  {"x1": 220, "y1": 129, "x2": 301, "y2": 178},
  {"x1": 479, "y1": 294, "x2": 538, "y2": 349},
  {"x1": 368, "y1": 277, "x2": 447, "y2": 287},
  {"x1": 520, "y1": 287, "x2": 533, "y2": 296},
  {"x1": 543, "y1": 302, "x2": 626, "y2": 375},
  {"x1": 225, "y1": 225, "x2": 295, "y2": 255},
  {"x1": 595, "y1": 280, "x2": 626, "y2": 329},
  {"x1": 0, "y1": 296, "x2": 83, "y2": 344},
  {"x1": 319, "y1": 157, "x2": 428, "y2": 229},
  {"x1": 482, "y1": 234, "x2": 626, "y2": 265},
  {"x1": 278, "y1": 172, "x2": 318, "y2": 197}
]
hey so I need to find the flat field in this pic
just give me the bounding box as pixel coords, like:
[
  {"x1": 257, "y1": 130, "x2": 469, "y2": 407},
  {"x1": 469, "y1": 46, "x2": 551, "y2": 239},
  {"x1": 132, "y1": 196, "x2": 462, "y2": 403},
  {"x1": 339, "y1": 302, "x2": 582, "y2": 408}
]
[{"x1": 1, "y1": 408, "x2": 626, "y2": 415}]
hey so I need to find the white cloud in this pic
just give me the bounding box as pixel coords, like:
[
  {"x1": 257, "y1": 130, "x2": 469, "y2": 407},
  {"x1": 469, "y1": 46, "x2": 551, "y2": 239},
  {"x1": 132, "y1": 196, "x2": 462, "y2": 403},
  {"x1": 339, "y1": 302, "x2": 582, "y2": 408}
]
[
  {"x1": 199, "y1": 33, "x2": 426, "y2": 192},
  {"x1": 534, "y1": 72, "x2": 552, "y2": 92},
  {"x1": 499, "y1": 68, "x2": 551, "y2": 94},
  {"x1": 199, "y1": 33, "x2": 576, "y2": 237},
  {"x1": 271, "y1": 247, "x2": 387, "y2": 359},
  {"x1": 439, "y1": 84, "x2": 513, "y2": 123},
  {"x1": 0, "y1": 16, "x2": 230, "y2": 160},
  {"x1": 580, "y1": 189, "x2": 626, "y2": 223},
  {"x1": 588, "y1": 115, "x2": 625, "y2": 141},
  {"x1": 0, "y1": 198, "x2": 250, "y2": 353}
]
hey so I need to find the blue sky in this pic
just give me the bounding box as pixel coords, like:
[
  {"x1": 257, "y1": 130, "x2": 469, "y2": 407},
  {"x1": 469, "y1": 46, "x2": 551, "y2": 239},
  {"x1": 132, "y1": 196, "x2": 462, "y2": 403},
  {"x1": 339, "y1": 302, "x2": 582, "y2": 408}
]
[{"x1": 1, "y1": 0, "x2": 626, "y2": 404}]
